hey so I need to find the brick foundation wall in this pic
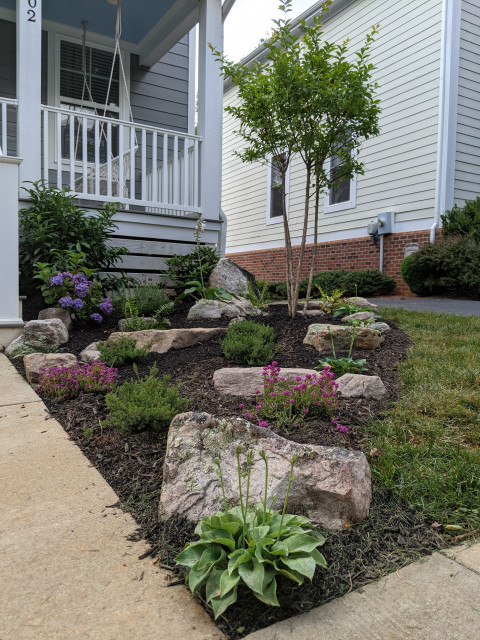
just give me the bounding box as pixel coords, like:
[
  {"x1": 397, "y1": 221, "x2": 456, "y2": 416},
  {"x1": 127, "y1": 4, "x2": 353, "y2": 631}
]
[{"x1": 227, "y1": 229, "x2": 441, "y2": 296}]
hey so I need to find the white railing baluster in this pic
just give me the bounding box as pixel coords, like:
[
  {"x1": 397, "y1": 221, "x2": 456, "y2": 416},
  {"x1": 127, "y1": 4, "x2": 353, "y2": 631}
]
[
  {"x1": 141, "y1": 128, "x2": 146, "y2": 201},
  {"x1": 151, "y1": 131, "x2": 157, "y2": 202},
  {"x1": 118, "y1": 123, "x2": 124, "y2": 199},
  {"x1": 106, "y1": 121, "x2": 112, "y2": 197},
  {"x1": 56, "y1": 111, "x2": 62, "y2": 188},
  {"x1": 1, "y1": 102, "x2": 6, "y2": 155},
  {"x1": 82, "y1": 116, "x2": 88, "y2": 193},
  {"x1": 69, "y1": 114, "x2": 74, "y2": 191},
  {"x1": 194, "y1": 139, "x2": 199, "y2": 208},
  {"x1": 42, "y1": 109, "x2": 49, "y2": 181},
  {"x1": 183, "y1": 139, "x2": 190, "y2": 207},
  {"x1": 94, "y1": 119, "x2": 100, "y2": 196},
  {"x1": 163, "y1": 133, "x2": 168, "y2": 203},
  {"x1": 173, "y1": 135, "x2": 179, "y2": 204},
  {"x1": 130, "y1": 126, "x2": 135, "y2": 199}
]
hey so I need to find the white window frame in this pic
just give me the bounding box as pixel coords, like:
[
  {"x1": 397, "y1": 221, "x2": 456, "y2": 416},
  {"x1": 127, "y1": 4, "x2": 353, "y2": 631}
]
[
  {"x1": 47, "y1": 31, "x2": 131, "y2": 170},
  {"x1": 323, "y1": 151, "x2": 357, "y2": 214},
  {"x1": 265, "y1": 153, "x2": 290, "y2": 225}
]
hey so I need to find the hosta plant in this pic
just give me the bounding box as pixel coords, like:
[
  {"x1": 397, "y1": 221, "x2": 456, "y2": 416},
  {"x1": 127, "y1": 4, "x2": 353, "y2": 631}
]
[
  {"x1": 175, "y1": 449, "x2": 327, "y2": 618},
  {"x1": 317, "y1": 323, "x2": 368, "y2": 377}
]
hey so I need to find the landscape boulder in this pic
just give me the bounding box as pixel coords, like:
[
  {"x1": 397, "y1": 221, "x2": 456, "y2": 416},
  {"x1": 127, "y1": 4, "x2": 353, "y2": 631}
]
[
  {"x1": 341, "y1": 311, "x2": 375, "y2": 323},
  {"x1": 303, "y1": 323, "x2": 384, "y2": 352},
  {"x1": 187, "y1": 297, "x2": 260, "y2": 320},
  {"x1": 23, "y1": 319, "x2": 69, "y2": 347},
  {"x1": 108, "y1": 327, "x2": 225, "y2": 354},
  {"x1": 38, "y1": 308, "x2": 73, "y2": 331},
  {"x1": 296, "y1": 309, "x2": 326, "y2": 317},
  {"x1": 24, "y1": 352, "x2": 77, "y2": 385},
  {"x1": 213, "y1": 366, "x2": 319, "y2": 398},
  {"x1": 370, "y1": 322, "x2": 391, "y2": 332},
  {"x1": 343, "y1": 296, "x2": 378, "y2": 310},
  {"x1": 208, "y1": 258, "x2": 251, "y2": 296},
  {"x1": 79, "y1": 342, "x2": 101, "y2": 362},
  {"x1": 336, "y1": 373, "x2": 387, "y2": 400},
  {"x1": 159, "y1": 412, "x2": 372, "y2": 530}
]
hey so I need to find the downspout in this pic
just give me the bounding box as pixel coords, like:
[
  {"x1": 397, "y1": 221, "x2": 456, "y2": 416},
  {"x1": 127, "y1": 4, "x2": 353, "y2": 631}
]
[
  {"x1": 432, "y1": 0, "x2": 460, "y2": 243},
  {"x1": 219, "y1": 209, "x2": 227, "y2": 257},
  {"x1": 379, "y1": 234, "x2": 384, "y2": 273}
]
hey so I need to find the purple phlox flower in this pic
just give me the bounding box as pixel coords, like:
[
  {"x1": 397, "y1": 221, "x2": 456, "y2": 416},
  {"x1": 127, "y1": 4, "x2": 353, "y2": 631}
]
[
  {"x1": 59, "y1": 296, "x2": 74, "y2": 308},
  {"x1": 258, "y1": 420, "x2": 269, "y2": 428},
  {"x1": 239, "y1": 403, "x2": 244, "y2": 409},
  {"x1": 49, "y1": 274, "x2": 64, "y2": 286},
  {"x1": 72, "y1": 298, "x2": 84, "y2": 310},
  {"x1": 99, "y1": 298, "x2": 113, "y2": 315},
  {"x1": 90, "y1": 313, "x2": 103, "y2": 323},
  {"x1": 295, "y1": 376, "x2": 302, "y2": 381},
  {"x1": 255, "y1": 389, "x2": 260, "y2": 395}
]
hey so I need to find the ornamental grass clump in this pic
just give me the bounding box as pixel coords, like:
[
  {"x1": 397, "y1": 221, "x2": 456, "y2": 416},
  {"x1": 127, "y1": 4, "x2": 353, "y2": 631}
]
[
  {"x1": 103, "y1": 364, "x2": 190, "y2": 433},
  {"x1": 37, "y1": 361, "x2": 117, "y2": 402},
  {"x1": 97, "y1": 337, "x2": 151, "y2": 367},
  {"x1": 242, "y1": 362, "x2": 345, "y2": 431},
  {"x1": 221, "y1": 320, "x2": 276, "y2": 366},
  {"x1": 175, "y1": 449, "x2": 327, "y2": 618}
]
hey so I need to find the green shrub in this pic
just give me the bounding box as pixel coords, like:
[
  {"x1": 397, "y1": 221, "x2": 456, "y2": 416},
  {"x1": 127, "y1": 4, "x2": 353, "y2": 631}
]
[
  {"x1": 441, "y1": 197, "x2": 480, "y2": 240},
  {"x1": 121, "y1": 295, "x2": 172, "y2": 331},
  {"x1": 221, "y1": 320, "x2": 276, "y2": 365},
  {"x1": 165, "y1": 247, "x2": 219, "y2": 293},
  {"x1": 400, "y1": 237, "x2": 480, "y2": 299},
  {"x1": 129, "y1": 281, "x2": 173, "y2": 317},
  {"x1": 103, "y1": 364, "x2": 190, "y2": 433},
  {"x1": 19, "y1": 181, "x2": 127, "y2": 287},
  {"x1": 266, "y1": 281, "x2": 288, "y2": 300},
  {"x1": 97, "y1": 337, "x2": 150, "y2": 367}
]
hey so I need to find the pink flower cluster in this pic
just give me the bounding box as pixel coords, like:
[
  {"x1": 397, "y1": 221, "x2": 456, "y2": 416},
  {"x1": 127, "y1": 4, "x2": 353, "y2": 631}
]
[
  {"x1": 38, "y1": 361, "x2": 118, "y2": 402},
  {"x1": 240, "y1": 362, "x2": 347, "y2": 432}
]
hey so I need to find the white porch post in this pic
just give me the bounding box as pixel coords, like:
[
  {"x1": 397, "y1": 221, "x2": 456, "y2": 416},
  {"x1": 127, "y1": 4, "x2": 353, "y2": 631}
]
[
  {"x1": 0, "y1": 157, "x2": 24, "y2": 347},
  {"x1": 16, "y1": 0, "x2": 42, "y2": 187},
  {"x1": 197, "y1": 0, "x2": 223, "y2": 221}
]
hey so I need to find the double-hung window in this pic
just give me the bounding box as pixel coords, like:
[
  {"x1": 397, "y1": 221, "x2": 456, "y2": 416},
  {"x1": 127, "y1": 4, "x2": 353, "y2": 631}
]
[
  {"x1": 59, "y1": 39, "x2": 120, "y2": 162},
  {"x1": 266, "y1": 153, "x2": 289, "y2": 224},
  {"x1": 324, "y1": 151, "x2": 357, "y2": 213}
]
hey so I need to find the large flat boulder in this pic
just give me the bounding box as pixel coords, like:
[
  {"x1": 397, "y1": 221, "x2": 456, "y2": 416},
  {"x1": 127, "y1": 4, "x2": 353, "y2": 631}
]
[
  {"x1": 80, "y1": 342, "x2": 101, "y2": 362},
  {"x1": 187, "y1": 297, "x2": 260, "y2": 320},
  {"x1": 304, "y1": 323, "x2": 384, "y2": 352},
  {"x1": 343, "y1": 297, "x2": 378, "y2": 310},
  {"x1": 23, "y1": 319, "x2": 69, "y2": 347},
  {"x1": 336, "y1": 373, "x2": 387, "y2": 400},
  {"x1": 38, "y1": 308, "x2": 73, "y2": 331},
  {"x1": 213, "y1": 367, "x2": 319, "y2": 398},
  {"x1": 208, "y1": 258, "x2": 250, "y2": 296},
  {"x1": 24, "y1": 353, "x2": 77, "y2": 385},
  {"x1": 108, "y1": 327, "x2": 225, "y2": 354},
  {"x1": 159, "y1": 412, "x2": 372, "y2": 530},
  {"x1": 341, "y1": 311, "x2": 375, "y2": 323}
]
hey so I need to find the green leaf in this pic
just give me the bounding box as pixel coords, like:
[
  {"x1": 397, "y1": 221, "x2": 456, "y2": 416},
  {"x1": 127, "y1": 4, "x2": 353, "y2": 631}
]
[
  {"x1": 203, "y1": 529, "x2": 236, "y2": 551},
  {"x1": 210, "y1": 585, "x2": 239, "y2": 619},
  {"x1": 285, "y1": 533, "x2": 322, "y2": 554},
  {"x1": 188, "y1": 564, "x2": 213, "y2": 594},
  {"x1": 253, "y1": 525, "x2": 270, "y2": 539},
  {"x1": 280, "y1": 554, "x2": 317, "y2": 580},
  {"x1": 220, "y1": 568, "x2": 241, "y2": 597},
  {"x1": 311, "y1": 547, "x2": 327, "y2": 569},
  {"x1": 228, "y1": 548, "x2": 252, "y2": 574},
  {"x1": 197, "y1": 545, "x2": 224, "y2": 570},
  {"x1": 270, "y1": 541, "x2": 288, "y2": 556},
  {"x1": 175, "y1": 543, "x2": 208, "y2": 568},
  {"x1": 238, "y1": 558, "x2": 265, "y2": 594},
  {"x1": 273, "y1": 559, "x2": 304, "y2": 585},
  {"x1": 205, "y1": 567, "x2": 224, "y2": 602},
  {"x1": 254, "y1": 575, "x2": 280, "y2": 607}
]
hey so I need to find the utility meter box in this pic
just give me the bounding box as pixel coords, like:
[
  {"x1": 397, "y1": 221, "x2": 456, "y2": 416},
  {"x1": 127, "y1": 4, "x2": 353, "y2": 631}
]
[{"x1": 377, "y1": 211, "x2": 393, "y2": 235}]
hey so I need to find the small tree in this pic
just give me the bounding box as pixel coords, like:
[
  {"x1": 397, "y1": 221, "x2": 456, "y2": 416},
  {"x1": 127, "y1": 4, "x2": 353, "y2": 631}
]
[{"x1": 213, "y1": 0, "x2": 381, "y2": 317}]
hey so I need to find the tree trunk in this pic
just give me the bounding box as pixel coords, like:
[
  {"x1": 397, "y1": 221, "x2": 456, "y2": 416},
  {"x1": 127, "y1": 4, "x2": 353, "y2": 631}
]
[
  {"x1": 291, "y1": 163, "x2": 312, "y2": 317},
  {"x1": 280, "y1": 171, "x2": 295, "y2": 317},
  {"x1": 303, "y1": 178, "x2": 320, "y2": 313}
]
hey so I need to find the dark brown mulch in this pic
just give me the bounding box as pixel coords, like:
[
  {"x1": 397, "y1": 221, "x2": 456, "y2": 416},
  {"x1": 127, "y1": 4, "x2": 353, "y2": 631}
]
[{"x1": 13, "y1": 302, "x2": 446, "y2": 638}]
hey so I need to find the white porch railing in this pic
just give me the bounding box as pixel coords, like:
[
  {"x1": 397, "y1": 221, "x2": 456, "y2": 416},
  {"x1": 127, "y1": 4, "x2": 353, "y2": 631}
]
[
  {"x1": 41, "y1": 105, "x2": 203, "y2": 215},
  {"x1": 0, "y1": 98, "x2": 18, "y2": 157}
]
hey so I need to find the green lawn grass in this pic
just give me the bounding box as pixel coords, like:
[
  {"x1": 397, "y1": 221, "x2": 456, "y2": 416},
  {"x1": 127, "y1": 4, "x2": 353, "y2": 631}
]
[{"x1": 367, "y1": 308, "x2": 480, "y2": 532}]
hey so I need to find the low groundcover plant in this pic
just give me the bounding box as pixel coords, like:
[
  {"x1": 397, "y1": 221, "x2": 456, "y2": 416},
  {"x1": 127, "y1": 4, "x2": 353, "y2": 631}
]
[
  {"x1": 175, "y1": 449, "x2": 327, "y2": 618},
  {"x1": 97, "y1": 337, "x2": 151, "y2": 367},
  {"x1": 38, "y1": 361, "x2": 118, "y2": 402},
  {"x1": 239, "y1": 362, "x2": 347, "y2": 432}
]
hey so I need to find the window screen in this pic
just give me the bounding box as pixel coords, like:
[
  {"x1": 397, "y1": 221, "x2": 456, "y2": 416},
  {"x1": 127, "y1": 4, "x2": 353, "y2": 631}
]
[
  {"x1": 329, "y1": 154, "x2": 351, "y2": 205},
  {"x1": 270, "y1": 155, "x2": 285, "y2": 219}
]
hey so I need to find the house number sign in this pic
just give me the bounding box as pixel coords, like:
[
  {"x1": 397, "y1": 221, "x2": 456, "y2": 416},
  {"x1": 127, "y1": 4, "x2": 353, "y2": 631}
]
[{"x1": 27, "y1": 0, "x2": 37, "y2": 22}]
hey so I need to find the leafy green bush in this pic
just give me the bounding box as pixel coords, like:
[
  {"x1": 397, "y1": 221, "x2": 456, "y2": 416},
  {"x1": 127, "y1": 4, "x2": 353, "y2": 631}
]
[
  {"x1": 19, "y1": 181, "x2": 127, "y2": 286},
  {"x1": 165, "y1": 247, "x2": 219, "y2": 293},
  {"x1": 97, "y1": 337, "x2": 150, "y2": 367},
  {"x1": 103, "y1": 364, "x2": 190, "y2": 433},
  {"x1": 121, "y1": 295, "x2": 172, "y2": 331},
  {"x1": 441, "y1": 196, "x2": 480, "y2": 240},
  {"x1": 175, "y1": 450, "x2": 326, "y2": 618},
  {"x1": 128, "y1": 281, "x2": 173, "y2": 317},
  {"x1": 266, "y1": 281, "x2": 288, "y2": 301},
  {"x1": 221, "y1": 321, "x2": 276, "y2": 365},
  {"x1": 400, "y1": 236, "x2": 480, "y2": 299}
]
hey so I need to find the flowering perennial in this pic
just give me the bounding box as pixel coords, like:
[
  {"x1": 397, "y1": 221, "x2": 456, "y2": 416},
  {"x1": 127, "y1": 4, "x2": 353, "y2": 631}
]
[
  {"x1": 38, "y1": 361, "x2": 117, "y2": 402},
  {"x1": 241, "y1": 362, "x2": 347, "y2": 432}
]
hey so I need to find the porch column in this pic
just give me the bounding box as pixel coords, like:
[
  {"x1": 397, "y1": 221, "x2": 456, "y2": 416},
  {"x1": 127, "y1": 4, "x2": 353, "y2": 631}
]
[
  {"x1": 0, "y1": 157, "x2": 24, "y2": 347},
  {"x1": 16, "y1": 0, "x2": 42, "y2": 187},
  {"x1": 197, "y1": 0, "x2": 223, "y2": 221}
]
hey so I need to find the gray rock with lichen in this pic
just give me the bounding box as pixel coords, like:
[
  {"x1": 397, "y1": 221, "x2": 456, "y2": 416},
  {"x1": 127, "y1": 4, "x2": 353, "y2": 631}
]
[{"x1": 159, "y1": 412, "x2": 371, "y2": 530}]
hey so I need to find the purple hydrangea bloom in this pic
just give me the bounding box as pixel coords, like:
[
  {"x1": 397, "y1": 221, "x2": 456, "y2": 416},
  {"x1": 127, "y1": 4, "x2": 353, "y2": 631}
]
[
  {"x1": 90, "y1": 313, "x2": 103, "y2": 323},
  {"x1": 74, "y1": 282, "x2": 90, "y2": 298},
  {"x1": 59, "y1": 296, "x2": 74, "y2": 308},
  {"x1": 72, "y1": 298, "x2": 84, "y2": 310},
  {"x1": 99, "y1": 298, "x2": 113, "y2": 315},
  {"x1": 72, "y1": 273, "x2": 88, "y2": 286},
  {"x1": 61, "y1": 272, "x2": 73, "y2": 279},
  {"x1": 49, "y1": 274, "x2": 64, "y2": 286}
]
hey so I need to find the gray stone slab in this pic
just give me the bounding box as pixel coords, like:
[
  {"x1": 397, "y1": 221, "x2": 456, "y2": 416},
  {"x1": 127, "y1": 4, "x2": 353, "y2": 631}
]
[
  {"x1": 245, "y1": 552, "x2": 480, "y2": 640},
  {"x1": 0, "y1": 396, "x2": 223, "y2": 639}
]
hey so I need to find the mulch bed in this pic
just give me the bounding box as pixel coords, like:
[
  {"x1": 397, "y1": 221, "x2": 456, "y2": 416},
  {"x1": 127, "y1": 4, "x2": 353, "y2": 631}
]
[{"x1": 13, "y1": 299, "x2": 445, "y2": 638}]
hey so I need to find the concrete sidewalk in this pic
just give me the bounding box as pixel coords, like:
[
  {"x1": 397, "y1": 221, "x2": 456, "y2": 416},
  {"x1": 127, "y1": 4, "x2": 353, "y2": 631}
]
[{"x1": 0, "y1": 354, "x2": 222, "y2": 640}]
